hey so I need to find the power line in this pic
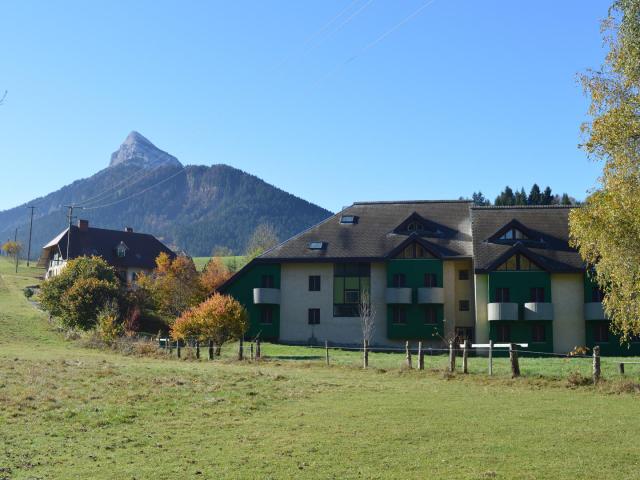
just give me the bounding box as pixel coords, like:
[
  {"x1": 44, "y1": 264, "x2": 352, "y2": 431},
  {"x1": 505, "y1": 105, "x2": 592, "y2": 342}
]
[{"x1": 64, "y1": 205, "x2": 82, "y2": 261}]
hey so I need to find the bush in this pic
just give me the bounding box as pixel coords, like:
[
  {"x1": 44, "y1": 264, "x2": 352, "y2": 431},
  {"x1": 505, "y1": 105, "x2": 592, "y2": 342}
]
[
  {"x1": 96, "y1": 300, "x2": 123, "y2": 343},
  {"x1": 23, "y1": 287, "x2": 34, "y2": 299}
]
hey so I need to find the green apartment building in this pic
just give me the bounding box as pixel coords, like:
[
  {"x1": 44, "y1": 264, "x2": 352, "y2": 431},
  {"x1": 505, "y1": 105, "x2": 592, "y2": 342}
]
[{"x1": 221, "y1": 201, "x2": 637, "y2": 355}]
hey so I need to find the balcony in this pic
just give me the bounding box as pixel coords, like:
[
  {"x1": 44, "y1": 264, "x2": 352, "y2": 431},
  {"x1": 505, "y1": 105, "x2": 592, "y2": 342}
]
[
  {"x1": 253, "y1": 288, "x2": 281, "y2": 305},
  {"x1": 524, "y1": 302, "x2": 553, "y2": 321},
  {"x1": 385, "y1": 287, "x2": 412, "y2": 304},
  {"x1": 417, "y1": 287, "x2": 444, "y2": 304},
  {"x1": 584, "y1": 302, "x2": 607, "y2": 321},
  {"x1": 488, "y1": 302, "x2": 518, "y2": 321}
]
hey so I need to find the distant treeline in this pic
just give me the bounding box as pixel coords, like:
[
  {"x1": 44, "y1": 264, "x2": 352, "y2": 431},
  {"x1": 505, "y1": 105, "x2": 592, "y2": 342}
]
[{"x1": 463, "y1": 184, "x2": 579, "y2": 207}]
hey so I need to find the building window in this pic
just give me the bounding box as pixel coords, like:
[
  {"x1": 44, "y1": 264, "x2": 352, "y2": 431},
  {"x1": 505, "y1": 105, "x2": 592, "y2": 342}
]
[
  {"x1": 392, "y1": 305, "x2": 407, "y2": 324},
  {"x1": 532, "y1": 323, "x2": 546, "y2": 342},
  {"x1": 496, "y1": 324, "x2": 511, "y2": 342},
  {"x1": 591, "y1": 287, "x2": 604, "y2": 302},
  {"x1": 530, "y1": 287, "x2": 545, "y2": 302},
  {"x1": 333, "y1": 263, "x2": 370, "y2": 317},
  {"x1": 308, "y1": 308, "x2": 320, "y2": 325},
  {"x1": 308, "y1": 241, "x2": 326, "y2": 250},
  {"x1": 116, "y1": 242, "x2": 128, "y2": 258},
  {"x1": 499, "y1": 228, "x2": 528, "y2": 241},
  {"x1": 424, "y1": 273, "x2": 438, "y2": 287},
  {"x1": 407, "y1": 221, "x2": 423, "y2": 232},
  {"x1": 594, "y1": 323, "x2": 610, "y2": 343},
  {"x1": 260, "y1": 306, "x2": 273, "y2": 325},
  {"x1": 424, "y1": 305, "x2": 438, "y2": 324},
  {"x1": 459, "y1": 300, "x2": 470, "y2": 311},
  {"x1": 495, "y1": 288, "x2": 510, "y2": 302},
  {"x1": 455, "y1": 327, "x2": 475, "y2": 343},
  {"x1": 392, "y1": 273, "x2": 406, "y2": 288},
  {"x1": 395, "y1": 242, "x2": 435, "y2": 259},
  {"x1": 458, "y1": 269, "x2": 469, "y2": 280},
  {"x1": 261, "y1": 275, "x2": 275, "y2": 288},
  {"x1": 495, "y1": 253, "x2": 542, "y2": 271},
  {"x1": 340, "y1": 215, "x2": 358, "y2": 224},
  {"x1": 309, "y1": 275, "x2": 321, "y2": 291}
]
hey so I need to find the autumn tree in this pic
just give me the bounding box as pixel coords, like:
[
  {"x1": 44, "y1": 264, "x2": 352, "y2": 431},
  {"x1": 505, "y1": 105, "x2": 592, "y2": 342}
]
[
  {"x1": 200, "y1": 257, "x2": 232, "y2": 295},
  {"x1": 1, "y1": 241, "x2": 22, "y2": 259},
  {"x1": 245, "y1": 223, "x2": 279, "y2": 260},
  {"x1": 569, "y1": 0, "x2": 640, "y2": 340}
]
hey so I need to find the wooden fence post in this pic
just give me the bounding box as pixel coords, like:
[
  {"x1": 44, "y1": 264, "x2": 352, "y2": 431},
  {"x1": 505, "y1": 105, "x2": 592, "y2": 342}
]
[
  {"x1": 418, "y1": 341, "x2": 424, "y2": 370},
  {"x1": 619, "y1": 362, "x2": 625, "y2": 375},
  {"x1": 256, "y1": 339, "x2": 261, "y2": 360},
  {"x1": 325, "y1": 340, "x2": 330, "y2": 366},
  {"x1": 363, "y1": 339, "x2": 369, "y2": 369},
  {"x1": 195, "y1": 340, "x2": 200, "y2": 360},
  {"x1": 177, "y1": 340, "x2": 181, "y2": 359},
  {"x1": 462, "y1": 339, "x2": 469, "y2": 374},
  {"x1": 488, "y1": 339, "x2": 493, "y2": 376},
  {"x1": 238, "y1": 338, "x2": 244, "y2": 361},
  {"x1": 509, "y1": 343, "x2": 520, "y2": 378},
  {"x1": 593, "y1": 345, "x2": 601, "y2": 384},
  {"x1": 449, "y1": 341, "x2": 456, "y2": 373},
  {"x1": 208, "y1": 340, "x2": 213, "y2": 360},
  {"x1": 405, "y1": 341, "x2": 412, "y2": 369},
  {"x1": 169, "y1": 339, "x2": 173, "y2": 355},
  {"x1": 250, "y1": 342, "x2": 254, "y2": 361}
]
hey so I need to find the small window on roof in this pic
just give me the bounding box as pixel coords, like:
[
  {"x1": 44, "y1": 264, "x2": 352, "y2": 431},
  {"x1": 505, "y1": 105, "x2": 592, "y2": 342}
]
[
  {"x1": 407, "y1": 221, "x2": 423, "y2": 232},
  {"x1": 340, "y1": 215, "x2": 358, "y2": 224},
  {"x1": 308, "y1": 241, "x2": 326, "y2": 250},
  {"x1": 499, "y1": 228, "x2": 528, "y2": 241},
  {"x1": 116, "y1": 242, "x2": 128, "y2": 258}
]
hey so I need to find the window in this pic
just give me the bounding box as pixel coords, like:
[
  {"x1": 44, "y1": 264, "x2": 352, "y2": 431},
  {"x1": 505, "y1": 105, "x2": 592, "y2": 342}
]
[
  {"x1": 495, "y1": 288, "x2": 510, "y2": 302},
  {"x1": 458, "y1": 269, "x2": 469, "y2": 280},
  {"x1": 261, "y1": 275, "x2": 275, "y2": 288},
  {"x1": 340, "y1": 215, "x2": 358, "y2": 224},
  {"x1": 308, "y1": 241, "x2": 326, "y2": 250},
  {"x1": 532, "y1": 323, "x2": 546, "y2": 342},
  {"x1": 334, "y1": 263, "x2": 370, "y2": 317},
  {"x1": 591, "y1": 287, "x2": 604, "y2": 302},
  {"x1": 594, "y1": 323, "x2": 610, "y2": 343},
  {"x1": 260, "y1": 306, "x2": 273, "y2": 325},
  {"x1": 116, "y1": 242, "x2": 128, "y2": 258},
  {"x1": 530, "y1": 287, "x2": 545, "y2": 302},
  {"x1": 392, "y1": 273, "x2": 406, "y2": 288},
  {"x1": 308, "y1": 275, "x2": 321, "y2": 291},
  {"x1": 407, "y1": 221, "x2": 423, "y2": 232},
  {"x1": 424, "y1": 273, "x2": 438, "y2": 288},
  {"x1": 424, "y1": 305, "x2": 438, "y2": 324},
  {"x1": 459, "y1": 300, "x2": 470, "y2": 312},
  {"x1": 495, "y1": 253, "x2": 542, "y2": 271},
  {"x1": 496, "y1": 324, "x2": 511, "y2": 342},
  {"x1": 308, "y1": 308, "x2": 320, "y2": 325},
  {"x1": 455, "y1": 327, "x2": 475, "y2": 343},
  {"x1": 392, "y1": 305, "x2": 407, "y2": 324},
  {"x1": 395, "y1": 242, "x2": 435, "y2": 259},
  {"x1": 499, "y1": 228, "x2": 528, "y2": 241}
]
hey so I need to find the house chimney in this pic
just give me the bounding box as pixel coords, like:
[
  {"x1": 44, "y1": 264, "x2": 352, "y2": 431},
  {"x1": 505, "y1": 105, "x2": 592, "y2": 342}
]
[
  {"x1": 78, "y1": 219, "x2": 89, "y2": 232},
  {"x1": 125, "y1": 227, "x2": 133, "y2": 233}
]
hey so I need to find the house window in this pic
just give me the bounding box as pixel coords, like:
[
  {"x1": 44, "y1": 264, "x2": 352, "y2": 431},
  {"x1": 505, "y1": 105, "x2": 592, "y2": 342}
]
[
  {"x1": 455, "y1": 327, "x2": 475, "y2": 343},
  {"x1": 530, "y1": 287, "x2": 545, "y2": 302},
  {"x1": 459, "y1": 300, "x2": 470, "y2": 312},
  {"x1": 496, "y1": 324, "x2": 511, "y2": 342},
  {"x1": 424, "y1": 273, "x2": 438, "y2": 287},
  {"x1": 594, "y1": 323, "x2": 610, "y2": 343},
  {"x1": 407, "y1": 221, "x2": 423, "y2": 232},
  {"x1": 333, "y1": 263, "x2": 370, "y2": 317},
  {"x1": 261, "y1": 275, "x2": 275, "y2": 288},
  {"x1": 395, "y1": 242, "x2": 435, "y2": 259},
  {"x1": 392, "y1": 273, "x2": 406, "y2": 288},
  {"x1": 499, "y1": 228, "x2": 528, "y2": 241},
  {"x1": 308, "y1": 241, "x2": 326, "y2": 250},
  {"x1": 495, "y1": 253, "x2": 542, "y2": 271},
  {"x1": 308, "y1": 308, "x2": 320, "y2": 325},
  {"x1": 309, "y1": 275, "x2": 321, "y2": 291},
  {"x1": 340, "y1": 215, "x2": 358, "y2": 224},
  {"x1": 260, "y1": 306, "x2": 273, "y2": 325},
  {"x1": 392, "y1": 305, "x2": 407, "y2": 324},
  {"x1": 458, "y1": 269, "x2": 469, "y2": 280},
  {"x1": 424, "y1": 305, "x2": 438, "y2": 324},
  {"x1": 116, "y1": 242, "x2": 128, "y2": 258},
  {"x1": 495, "y1": 288, "x2": 510, "y2": 302},
  {"x1": 591, "y1": 287, "x2": 604, "y2": 302},
  {"x1": 532, "y1": 323, "x2": 546, "y2": 342}
]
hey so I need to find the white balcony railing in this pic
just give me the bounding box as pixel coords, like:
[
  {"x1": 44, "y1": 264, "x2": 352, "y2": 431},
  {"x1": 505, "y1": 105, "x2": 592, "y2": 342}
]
[
  {"x1": 385, "y1": 287, "x2": 412, "y2": 304},
  {"x1": 488, "y1": 302, "x2": 518, "y2": 321},
  {"x1": 524, "y1": 302, "x2": 554, "y2": 321},
  {"x1": 253, "y1": 288, "x2": 281, "y2": 305},
  {"x1": 416, "y1": 287, "x2": 444, "y2": 304}
]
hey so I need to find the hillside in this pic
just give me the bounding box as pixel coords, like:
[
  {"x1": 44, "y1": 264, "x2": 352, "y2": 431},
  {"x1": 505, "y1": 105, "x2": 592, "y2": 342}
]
[{"x1": 0, "y1": 132, "x2": 332, "y2": 256}]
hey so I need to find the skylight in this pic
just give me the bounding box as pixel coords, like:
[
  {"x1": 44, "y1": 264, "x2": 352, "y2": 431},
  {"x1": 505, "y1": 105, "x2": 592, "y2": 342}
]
[
  {"x1": 308, "y1": 241, "x2": 326, "y2": 250},
  {"x1": 340, "y1": 215, "x2": 358, "y2": 224}
]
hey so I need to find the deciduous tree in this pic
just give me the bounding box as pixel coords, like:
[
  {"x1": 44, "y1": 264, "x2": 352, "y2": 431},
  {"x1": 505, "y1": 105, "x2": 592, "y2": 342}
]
[{"x1": 245, "y1": 223, "x2": 279, "y2": 260}]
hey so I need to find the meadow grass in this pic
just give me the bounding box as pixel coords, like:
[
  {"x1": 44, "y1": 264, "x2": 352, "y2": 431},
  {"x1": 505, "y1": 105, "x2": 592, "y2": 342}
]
[
  {"x1": 192, "y1": 256, "x2": 246, "y2": 271},
  {"x1": 2, "y1": 257, "x2": 640, "y2": 479}
]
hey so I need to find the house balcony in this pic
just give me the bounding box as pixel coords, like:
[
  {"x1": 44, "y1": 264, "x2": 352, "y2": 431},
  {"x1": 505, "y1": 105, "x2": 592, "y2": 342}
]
[
  {"x1": 253, "y1": 288, "x2": 281, "y2": 305},
  {"x1": 488, "y1": 302, "x2": 518, "y2": 321},
  {"x1": 385, "y1": 287, "x2": 412, "y2": 304},
  {"x1": 417, "y1": 287, "x2": 444, "y2": 304},
  {"x1": 584, "y1": 302, "x2": 607, "y2": 321},
  {"x1": 524, "y1": 302, "x2": 554, "y2": 321}
]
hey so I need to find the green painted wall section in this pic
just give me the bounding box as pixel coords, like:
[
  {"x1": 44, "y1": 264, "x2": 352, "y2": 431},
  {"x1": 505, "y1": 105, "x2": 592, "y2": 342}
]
[
  {"x1": 585, "y1": 321, "x2": 640, "y2": 356},
  {"x1": 386, "y1": 259, "x2": 444, "y2": 340},
  {"x1": 224, "y1": 263, "x2": 281, "y2": 340},
  {"x1": 489, "y1": 321, "x2": 554, "y2": 353},
  {"x1": 488, "y1": 271, "x2": 551, "y2": 318},
  {"x1": 584, "y1": 272, "x2": 599, "y2": 302}
]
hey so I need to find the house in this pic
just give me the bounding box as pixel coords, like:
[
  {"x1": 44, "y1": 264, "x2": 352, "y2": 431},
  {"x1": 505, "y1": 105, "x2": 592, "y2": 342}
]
[
  {"x1": 220, "y1": 200, "x2": 637, "y2": 356},
  {"x1": 38, "y1": 219, "x2": 175, "y2": 284}
]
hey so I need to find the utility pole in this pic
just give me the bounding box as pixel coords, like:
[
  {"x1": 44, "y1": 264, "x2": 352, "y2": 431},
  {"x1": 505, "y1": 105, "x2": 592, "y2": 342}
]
[
  {"x1": 64, "y1": 205, "x2": 82, "y2": 263},
  {"x1": 14, "y1": 228, "x2": 18, "y2": 273},
  {"x1": 26, "y1": 206, "x2": 35, "y2": 267}
]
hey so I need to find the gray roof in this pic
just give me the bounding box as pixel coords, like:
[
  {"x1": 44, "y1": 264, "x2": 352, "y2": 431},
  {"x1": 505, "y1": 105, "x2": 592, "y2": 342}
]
[
  {"x1": 470, "y1": 206, "x2": 584, "y2": 273},
  {"x1": 260, "y1": 200, "x2": 474, "y2": 261}
]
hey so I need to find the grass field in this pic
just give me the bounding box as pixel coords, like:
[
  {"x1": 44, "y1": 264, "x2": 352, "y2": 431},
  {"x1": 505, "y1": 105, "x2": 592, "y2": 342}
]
[
  {"x1": 2, "y1": 257, "x2": 640, "y2": 479},
  {"x1": 192, "y1": 256, "x2": 246, "y2": 271}
]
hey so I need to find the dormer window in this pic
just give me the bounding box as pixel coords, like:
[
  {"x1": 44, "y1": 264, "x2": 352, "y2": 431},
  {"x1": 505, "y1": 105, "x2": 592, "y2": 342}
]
[
  {"x1": 116, "y1": 242, "x2": 128, "y2": 258},
  {"x1": 495, "y1": 253, "x2": 541, "y2": 271},
  {"x1": 340, "y1": 215, "x2": 358, "y2": 224},
  {"x1": 407, "y1": 221, "x2": 423, "y2": 232},
  {"x1": 308, "y1": 241, "x2": 326, "y2": 250},
  {"x1": 499, "y1": 228, "x2": 528, "y2": 241}
]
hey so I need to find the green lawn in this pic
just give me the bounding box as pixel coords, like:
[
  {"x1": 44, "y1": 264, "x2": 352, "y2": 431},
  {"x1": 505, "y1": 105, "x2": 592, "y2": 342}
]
[
  {"x1": 1, "y1": 256, "x2": 640, "y2": 479},
  {"x1": 192, "y1": 255, "x2": 246, "y2": 271}
]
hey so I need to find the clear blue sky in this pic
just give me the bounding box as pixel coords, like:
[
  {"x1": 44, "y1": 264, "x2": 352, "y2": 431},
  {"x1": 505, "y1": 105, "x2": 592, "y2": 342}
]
[{"x1": 0, "y1": 0, "x2": 610, "y2": 212}]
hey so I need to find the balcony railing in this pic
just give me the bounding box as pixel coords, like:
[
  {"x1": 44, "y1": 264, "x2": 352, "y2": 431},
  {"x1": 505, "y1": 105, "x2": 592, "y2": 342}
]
[
  {"x1": 253, "y1": 288, "x2": 281, "y2": 305},
  {"x1": 385, "y1": 287, "x2": 412, "y2": 304},
  {"x1": 488, "y1": 302, "x2": 518, "y2": 321},
  {"x1": 524, "y1": 302, "x2": 553, "y2": 321},
  {"x1": 416, "y1": 287, "x2": 444, "y2": 304},
  {"x1": 584, "y1": 302, "x2": 607, "y2": 321}
]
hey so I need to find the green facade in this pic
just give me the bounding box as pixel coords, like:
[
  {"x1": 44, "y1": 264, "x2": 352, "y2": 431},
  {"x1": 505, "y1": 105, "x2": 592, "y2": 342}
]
[
  {"x1": 386, "y1": 259, "x2": 444, "y2": 340},
  {"x1": 224, "y1": 263, "x2": 281, "y2": 340},
  {"x1": 487, "y1": 271, "x2": 553, "y2": 352}
]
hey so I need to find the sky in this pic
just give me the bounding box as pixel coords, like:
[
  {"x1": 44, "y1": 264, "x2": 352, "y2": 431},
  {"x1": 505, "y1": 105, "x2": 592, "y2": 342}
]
[{"x1": 0, "y1": 0, "x2": 611, "y2": 213}]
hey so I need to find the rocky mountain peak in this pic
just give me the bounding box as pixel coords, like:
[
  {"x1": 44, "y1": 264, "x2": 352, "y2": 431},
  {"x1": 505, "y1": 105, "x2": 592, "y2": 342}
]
[{"x1": 109, "y1": 131, "x2": 183, "y2": 169}]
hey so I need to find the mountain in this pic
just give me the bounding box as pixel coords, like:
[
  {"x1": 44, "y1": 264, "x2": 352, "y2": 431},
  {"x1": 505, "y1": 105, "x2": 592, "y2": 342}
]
[{"x1": 0, "y1": 132, "x2": 332, "y2": 257}]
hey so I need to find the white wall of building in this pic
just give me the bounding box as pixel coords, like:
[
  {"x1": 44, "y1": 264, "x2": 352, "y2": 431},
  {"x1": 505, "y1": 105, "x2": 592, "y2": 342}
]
[
  {"x1": 551, "y1": 273, "x2": 585, "y2": 353},
  {"x1": 474, "y1": 274, "x2": 489, "y2": 344}
]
